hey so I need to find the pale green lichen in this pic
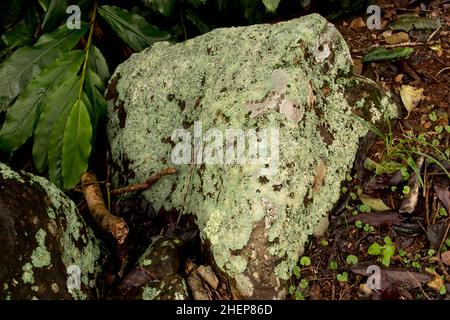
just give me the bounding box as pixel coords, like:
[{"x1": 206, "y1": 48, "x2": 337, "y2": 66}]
[
  {"x1": 31, "y1": 229, "x2": 51, "y2": 268},
  {"x1": 22, "y1": 263, "x2": 34, "y2": 284},
  {"x1": 142, "y1": 286, "x2": 161, "y2": 300},
  {"x1": 107, "y1": 13, "x2": 398, "y2": 295},
  {"x1": 1, "y1": 163, "x2": 103, "y2": 300}
]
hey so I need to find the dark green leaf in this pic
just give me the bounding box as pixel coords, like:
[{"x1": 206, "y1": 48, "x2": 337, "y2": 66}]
[
  {"x1": 42, "y1": 0, "x2": 68, "y2": 32},
  {"x1": 185, "y1": 10, "x2": 212, "y2": 34},
  {"x1": 143, "y1": 0, "x2": 175, "y2": 17},
  {"x1": 62, "y1": 98, "x2": 92, "y2": 189},
  {"x1": 187, "y1": 0, "x2": 207, "y2": 7},
  {"x1": 1, "y1": 24, "x2": 34, "y2": 50},
  {"x1": 389, "y1": 15, "x2": 442, "y2": 32},
  {"x1": 88, "y1": 45, "x2": 109, "y2": 84},
  {"x1": 35, "y1": 75, "x2": 80, "y2": 175},
  {"x1": 262, "y1": 0, "x2": 281, "y2": 12},
  {"x1": 0, "y1": 50, "x2": 83, "y2": 157},
  {"x1": 0, "y1": 24, "x2": 87, "y2": 111},
  {"x1": 363, "y1": 47, "x2": 414, "y2": 63},
  {"x1": 98, "y1": 5, "x2": 170, "y2": 52},
  {"x1": 84, "y1": 68, "x2": 106, "y2": 128},
  {"x1": 38, "y1": 0, "x2": 51, "y2": 11}
]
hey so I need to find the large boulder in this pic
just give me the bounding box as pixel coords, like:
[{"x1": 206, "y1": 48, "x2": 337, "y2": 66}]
[
  {"x1": 0, "y1": 163, "x2": 104, "y2": 299},
  {"x1": 106, "y1": 14, "x2": 398, "y2": 299}
]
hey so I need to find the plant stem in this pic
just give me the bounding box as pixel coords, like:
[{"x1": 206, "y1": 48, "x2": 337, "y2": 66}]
[{"x1": 78, "y1": 1, "x2": 98, "y2": 100}]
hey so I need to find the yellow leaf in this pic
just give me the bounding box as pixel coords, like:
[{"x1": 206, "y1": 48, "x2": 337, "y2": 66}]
[{"x1": 400, "y1": 85, "x2": 424, "y2": 116}]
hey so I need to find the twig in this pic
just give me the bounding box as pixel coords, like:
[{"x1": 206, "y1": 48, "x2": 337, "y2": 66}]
[
  {"x1": 407, "y1": 271, "x2": 432, "y2": 300},
  {"x1": 351, "y1": 41, "x2": 439, "y2": 54},
  {"x1": 81, "y1": 172, "x2": 129, "y2": 244},
  {"x1": 110, "y1": 167, "x2": 176, "y2": 195}
]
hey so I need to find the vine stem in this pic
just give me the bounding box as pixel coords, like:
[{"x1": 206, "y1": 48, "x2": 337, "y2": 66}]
[{"x1": 78, "y1": 1, "x2": 98, "y2": 100}]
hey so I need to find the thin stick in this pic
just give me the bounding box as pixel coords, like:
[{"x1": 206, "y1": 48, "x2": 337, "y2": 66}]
[
  {"x1": 81, "y1": 172, "x2": 129, "y2": 244},
  {"x1": 110, "y1": 167, "x2": 176, "y2": 195}
]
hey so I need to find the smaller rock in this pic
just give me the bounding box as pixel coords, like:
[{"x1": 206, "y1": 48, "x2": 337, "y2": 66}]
[
  {"x1": 197, "y1": 265, "x2": 219, "y2": 290},
  {"x1": 394, "y1": 74, "x2": 404, "y2": 83},
  {"x1": 187, "y1": 273, "x2": 210, "y2": 300},
  {"x1": 350, "y1": 17, "x2": 366, "y2": 29},
  {"x1": 385, "y1": 32, "x2": 410, "y2": 44}
]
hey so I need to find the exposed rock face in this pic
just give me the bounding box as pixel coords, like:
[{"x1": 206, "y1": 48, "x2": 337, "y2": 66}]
[
  {"x1": 106, "y1": 14, "x2": 398, "y2": 299},
  {"x1": 119, "y1": 237, "x2": 189, "y2": 300},
  {"x1": 0, "y1": 163, "x2": 103, "y2": 299}
]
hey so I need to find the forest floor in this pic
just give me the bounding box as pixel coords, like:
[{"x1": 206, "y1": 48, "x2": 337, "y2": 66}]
[{"x1": 288, "y1": 0, "x2": 450, "y2": 300}]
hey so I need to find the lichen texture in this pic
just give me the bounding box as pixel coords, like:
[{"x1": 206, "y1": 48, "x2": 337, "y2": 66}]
[
  {"x1": 0, "y1": 162, "x2": 103, "y2": 299},
  {"x1": 107, "y1": 14, "x2": 398, "y2": 299}
]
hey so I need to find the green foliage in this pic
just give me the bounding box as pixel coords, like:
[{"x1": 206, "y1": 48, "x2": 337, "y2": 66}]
[
  {"x1": 98, "y1": 5, "x2": 170, "y2": 52},
  {"x1": 346, "y1": 255, "x2": 358, "y2": 265},
  {"x1": 367, "y1": 236, "x2": 396, "y2": 267},
  {"x1": 0, "y1": 24, "x2": 87, "y2": 111},
  {"x1": 363, "y1": 47, "x2": 414, "y2": 63},
  {"x1": 300, "y1": 256, "x2": 311, "y2": 267},
  {"x1": 336, "y1": 272, "x2": 348, "y2": 282}
]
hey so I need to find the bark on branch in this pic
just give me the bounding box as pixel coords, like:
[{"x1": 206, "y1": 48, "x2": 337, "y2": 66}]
[{"x1": 81, "y1": 172, "x2": 129, "y2": 244}]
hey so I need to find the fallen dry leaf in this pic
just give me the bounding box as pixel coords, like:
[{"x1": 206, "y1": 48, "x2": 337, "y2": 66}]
[
  {"x1": 441, "y1": 251, "x2": 450, "y2": 267},
  {"x1": 385, "y1": 32, "x2": 410, "y2": 44},
  {"x1": 350, "y1": 17, "x2": 366, "y2": 29},
  {"x1": 400, "y1": 85, "x2": 424, "y2": 115},
  {"x1": 425, "y1": 268, "x2": 445, "y2": 292}
]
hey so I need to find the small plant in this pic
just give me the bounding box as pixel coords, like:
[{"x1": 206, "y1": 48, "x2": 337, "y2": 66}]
[
  {"x1": 354, "y1": 220, "x2": 363, "y2": 229},
  {"x1": 367, "y1": 236, "x2": 396, "y2": 267},
  {"x1": 320, "y1": 239, "x2": 329, "y2": 247},
  {"x1": 411, "y1": 261, "x2": 422, "y2": 270},
  {"x1": 439, "y1": 285, "x2": 447, "y2": 295},
  {"x1": 439, "y1": 207, "x2": 447, "y2": 217},
  {"x1": 346, "y1": 255, "x2": 358, "y2": 265},
  {"x1": 336, "y1": 272, "x2": 348, "y2": 282},
  {"x1": 329, "y1": 260, "x2": 338, "y2": 270},
  {"x1": 359, "y1": 204, "x2": 371, "y2": 213},
  {"x1": 300, "y1": 256, "x2": 311, "y2": 267},
  {"x1": 402, "y1": 186, "x2": 411, "y2": 194},
  {"x1": 363, "y1": 224, "x2": 375, "y2": 233},
  {"x1": 293, "y1": 265, "x2": 301, "y2": 278}
]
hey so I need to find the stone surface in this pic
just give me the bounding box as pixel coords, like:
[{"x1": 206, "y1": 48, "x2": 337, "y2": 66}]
[
  {"x1": 106, "y1": 14, "x2": 398, "y2": 299},
  {"x1": 0, "y1": 162, "x2": 103, "y2": 299},
  {"x1": 118, "y1": 237, "x2": 189, "y2": 300}
]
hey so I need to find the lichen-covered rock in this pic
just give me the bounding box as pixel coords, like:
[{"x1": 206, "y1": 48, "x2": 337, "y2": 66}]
[
  {"x1": 118, "y1": 237, "x2": 189, "y2": 300},
  {"x1": 0, "y1": 163, "x2": 104, "y2": 299},
  {"x1": 106, "y1": 14, "x2": 398, "y2": 299}
]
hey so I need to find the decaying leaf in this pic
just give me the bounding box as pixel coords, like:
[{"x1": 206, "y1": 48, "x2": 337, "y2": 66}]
[
  {"x1": 312, "y1": 161, "x2": 327, "y2": 194},
  {"x1": 348, "y1": 212, "x2": 402, "y2": 227},
  {"x1": 357, "y1": 188, "x2": 391, "y2": 211},
  {"x1": 427, "y1": 222, "x2": 448, "y2": 249},
  {"x1": 389, "y1": 15, "x2": 442, "y2": 32},
  {"x1": 425, "y1": 268, "x2": 445, "y2": 292},
  {"x1": 441, "y1": 251, "x2": 450, "y2": 267},
  {"x1": 351, "y1": 264, "x2": 431, "y2": 290},
  {"x1": 400, "y1": 85, "x2": 424, "y2": 115},
  {"x1": 399, "y1": 156, "x2": 424, "y2": 214}
]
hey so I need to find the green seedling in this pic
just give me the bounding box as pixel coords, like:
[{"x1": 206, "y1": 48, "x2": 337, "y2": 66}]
[
  {"x1": 336, "y1": 272, "x2": 348, "y2": 282},
  {"x1": 367, "y1": 236, "x2": 396, "y2": 267},
  {"x1": 346, "y1": 255, "x2": 358, "y2": 265}
]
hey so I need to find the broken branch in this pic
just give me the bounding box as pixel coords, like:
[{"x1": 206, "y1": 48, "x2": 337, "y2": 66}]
[
  {"x1": 111, "y1": 167, "x2": 176, "y2": 195},
  {"x1": 81, "y1": 172, "x2": 129, "y2": 244}
]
